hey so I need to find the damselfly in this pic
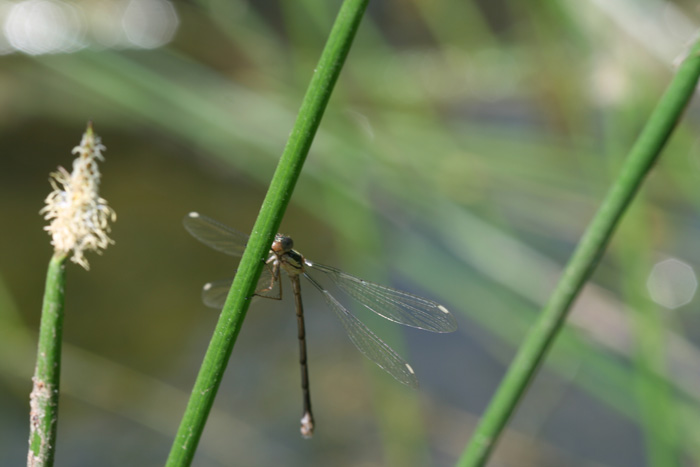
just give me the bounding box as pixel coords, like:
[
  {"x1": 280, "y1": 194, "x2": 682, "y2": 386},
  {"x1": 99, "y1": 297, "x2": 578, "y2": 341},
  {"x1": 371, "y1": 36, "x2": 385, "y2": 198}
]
[{"x1": 184, "y1": 212, "x2": 457, "y2": 438}]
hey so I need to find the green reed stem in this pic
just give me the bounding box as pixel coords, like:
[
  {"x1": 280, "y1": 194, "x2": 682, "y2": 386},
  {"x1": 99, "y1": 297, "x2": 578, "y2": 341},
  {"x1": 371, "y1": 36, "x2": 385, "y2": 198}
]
[
  {"x1": 458, "y1": 38, "x2": 700, "y2": 467},
  {"x1": 166, "y1": 1, "x2": 369, "y2": 465},
  {"x1": 28, "y1": 253, "x2": 67, "y2": 467}
]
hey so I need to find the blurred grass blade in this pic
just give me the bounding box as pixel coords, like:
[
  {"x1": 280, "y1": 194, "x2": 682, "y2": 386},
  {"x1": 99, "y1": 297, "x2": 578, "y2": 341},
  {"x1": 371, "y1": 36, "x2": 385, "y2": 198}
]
[
  {"x1": 458, "y1": 37, "x2": 700, "y2": 466},
  {"x1": 619, "y1": 207, "x2": 679, "y2": 466},
  {"x1": 166, "y1": 1, "x2": 369, "y2": 465}
]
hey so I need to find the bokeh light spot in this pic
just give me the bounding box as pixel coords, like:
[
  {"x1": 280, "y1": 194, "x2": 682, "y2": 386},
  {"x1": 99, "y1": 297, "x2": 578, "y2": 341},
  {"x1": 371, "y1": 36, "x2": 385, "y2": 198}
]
[
  {"x1": 4, "y1": 0, "x2": 85, "y2": 55},
  {"x1": 122, "y1": 0, "x2": 178, "y2": 49},
  {"x1": 0, "y1": 0, "x2": 179, "y2": 54},
  {"x1": 646, "y1": 258, "x2": 697, "y2": 309}
]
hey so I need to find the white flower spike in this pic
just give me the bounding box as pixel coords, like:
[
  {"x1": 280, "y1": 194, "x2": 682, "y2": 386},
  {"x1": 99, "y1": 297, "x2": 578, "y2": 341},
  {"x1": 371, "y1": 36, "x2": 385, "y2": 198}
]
[{"x1": 41, "y1": 122, "x2": 116, "y2": 270}]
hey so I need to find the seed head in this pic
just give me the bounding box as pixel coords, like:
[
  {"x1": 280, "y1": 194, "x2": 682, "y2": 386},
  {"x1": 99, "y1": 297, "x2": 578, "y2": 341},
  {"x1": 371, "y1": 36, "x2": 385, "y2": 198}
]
[{"x1": 40, "y1": 123, "x2": 116, "y2": 269}]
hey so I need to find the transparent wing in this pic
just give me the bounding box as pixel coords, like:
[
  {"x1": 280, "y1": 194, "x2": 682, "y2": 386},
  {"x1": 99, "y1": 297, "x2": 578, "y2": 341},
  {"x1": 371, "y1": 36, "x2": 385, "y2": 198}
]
[
  {"x1": 183, "y1": 212, "x2": 249, "y2": 257},
  {"x1": 303, "y1": 273, "x2": 419, "y2": 388},
  {"x1": 305, "y1": 261, "x2": 457, "y2": 333},
  {"x1": 201, "y1": 266, "x2": 280, "y2": 309},
  {"x1": 201, "y1": 278, "x2": 233, "y2": 309}
]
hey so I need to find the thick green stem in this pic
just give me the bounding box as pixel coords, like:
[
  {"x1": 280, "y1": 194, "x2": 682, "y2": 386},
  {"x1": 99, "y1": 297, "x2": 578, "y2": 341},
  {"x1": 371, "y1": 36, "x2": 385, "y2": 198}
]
[
  {"x1": 458, "y1": 39, "x2": 700, "y2": 466},
  {"x1": 166, "y1": 1, "x2": 369, "y2": 465},
  {"x1": 28, "y1": 253, "x2": 67, "y2": 467}
]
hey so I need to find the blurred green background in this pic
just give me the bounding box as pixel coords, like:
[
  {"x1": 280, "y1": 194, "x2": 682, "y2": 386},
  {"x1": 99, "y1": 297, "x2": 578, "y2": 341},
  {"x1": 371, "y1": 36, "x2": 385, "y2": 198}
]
[{"x1": 2, "y1": 0, "x2": 700, "y2": 466}]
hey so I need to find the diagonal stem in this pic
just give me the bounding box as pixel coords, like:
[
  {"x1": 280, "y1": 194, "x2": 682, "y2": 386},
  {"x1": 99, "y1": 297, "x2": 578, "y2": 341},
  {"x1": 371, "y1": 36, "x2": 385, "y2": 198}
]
[
  {"x1": 458, "y1": 38, "x2": 700, "y2": 467},
  {"x1": 166, "y1": 1, "x2": 369, "y2": 465}
]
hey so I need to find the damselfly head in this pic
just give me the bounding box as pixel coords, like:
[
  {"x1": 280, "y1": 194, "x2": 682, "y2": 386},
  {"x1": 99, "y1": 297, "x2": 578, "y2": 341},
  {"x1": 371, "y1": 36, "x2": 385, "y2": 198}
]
[{"x1": 272, "y1": 234, "x2": 294, "y2": 254}]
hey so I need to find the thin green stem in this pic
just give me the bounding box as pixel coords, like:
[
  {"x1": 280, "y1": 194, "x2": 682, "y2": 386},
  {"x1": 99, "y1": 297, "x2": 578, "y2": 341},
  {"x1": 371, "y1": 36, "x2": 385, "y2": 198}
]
[
  {"x1": 28, "y1": 253, "x2": 67, "y2": 467},
  {"x1": 458, "y1": 39, "x2": 700, "y2": 466},
  {"x1": 166, "y1": 1, "x2": 369, "y2": 465}
]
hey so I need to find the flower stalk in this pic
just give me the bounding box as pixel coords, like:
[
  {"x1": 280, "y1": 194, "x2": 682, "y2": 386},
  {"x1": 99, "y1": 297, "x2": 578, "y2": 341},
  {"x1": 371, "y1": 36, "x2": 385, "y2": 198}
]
[
  {"x1": 28, "y1": 123, "x2": 114, "y2": 466},
  {"x1": 27, "y1": 253, "x2": 66, "y2": 467}
]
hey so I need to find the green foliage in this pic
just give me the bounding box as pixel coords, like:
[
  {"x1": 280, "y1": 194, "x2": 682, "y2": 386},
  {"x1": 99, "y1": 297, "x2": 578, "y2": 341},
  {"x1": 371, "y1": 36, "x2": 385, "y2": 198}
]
[{"x1": 2, "y1": 1, "x2": 700, "y2": 466}]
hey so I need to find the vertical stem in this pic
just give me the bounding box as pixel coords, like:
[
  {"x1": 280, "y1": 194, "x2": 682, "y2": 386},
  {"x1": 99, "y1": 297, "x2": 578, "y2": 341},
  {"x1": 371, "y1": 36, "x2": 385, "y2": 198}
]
[
  {"x1": 28, "y1": 253, "x2": 67, "y2": 467},
  {"x1": 617, "y1": 208, "x2": 678, "y2": 466},
  {"x1": 458, "y1": 38, "x2": 700, "y2": 467},
  {"x1": 166, "y1": 1, "x2": 369, "y2": 465}
]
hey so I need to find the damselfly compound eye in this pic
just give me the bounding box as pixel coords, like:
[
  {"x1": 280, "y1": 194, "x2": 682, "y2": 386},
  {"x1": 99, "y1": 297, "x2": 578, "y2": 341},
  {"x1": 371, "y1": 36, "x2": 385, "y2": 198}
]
[{"x1": 272, "y1": 234, "x2": 294, "y2": 253}]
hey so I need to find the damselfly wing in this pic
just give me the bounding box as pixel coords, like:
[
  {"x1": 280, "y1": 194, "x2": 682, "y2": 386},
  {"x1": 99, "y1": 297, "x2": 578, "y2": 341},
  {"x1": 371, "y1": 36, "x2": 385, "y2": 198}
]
[{"x1": 184, "y1": 212, "x2": 457, "y2": 437}]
